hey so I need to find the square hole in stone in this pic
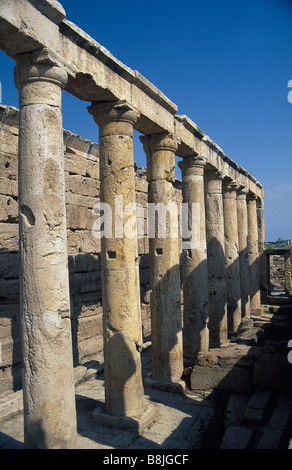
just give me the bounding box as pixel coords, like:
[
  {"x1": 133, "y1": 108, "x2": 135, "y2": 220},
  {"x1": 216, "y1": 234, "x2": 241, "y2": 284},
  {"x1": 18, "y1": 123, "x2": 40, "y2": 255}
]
[
  {"x1": 107, "y1": 251, "x2": 116, "y2": 259},
  {"x1": 156, "y1": 248, "x2": 163, "y2": 255}
]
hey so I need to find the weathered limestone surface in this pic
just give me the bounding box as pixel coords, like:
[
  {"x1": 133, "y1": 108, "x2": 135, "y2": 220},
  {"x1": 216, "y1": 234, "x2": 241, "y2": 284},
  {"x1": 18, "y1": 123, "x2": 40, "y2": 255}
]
[
  {"x1": 140, "y1": 132, "x2": 183, "y2": 385},
  {"x1": 88, "y1": 100, "x2": 145, "y2": 418},
  {"x1": 180, "y1": 156, "x2": 209, "y2": 359},
  {"x1": 14, "y1": 52, "x2": 77, "y2": 449},
  {"x1": 0, "y1": 0, "x2": 269, "y2": 449},
  {"x1": 223, "y1": 180, "x2": 242, "y2": 334},
  {"x1": 0, "y1": 105, "x2": 153, "y2": 396},
  {"x1": 0, "y1": 0, "x2": 264, "y2": 200},
  {"x1": 247, "y1": 194, "x2": 261, "y2": 310},
  {"x1": 257, "y1": 197, "x2": 268, "y2": 302},
  {"x1": 204, "y1": 169, "x2": 228, "y2": 347},
  {"x1": 237, "y1": 187, "x2": 251, "y2": 318}
]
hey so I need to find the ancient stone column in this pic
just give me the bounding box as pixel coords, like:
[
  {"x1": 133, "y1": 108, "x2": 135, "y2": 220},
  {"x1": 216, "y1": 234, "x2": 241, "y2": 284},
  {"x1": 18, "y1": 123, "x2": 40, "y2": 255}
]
[
  {"x1": 247, "y1": 193, "x2": 261, "y2": 311},
  {"x1": 88, "y1": 100, "x2": 146, "y2": 419},
  {"x1": 14, "y1": 53, "x2": 77, "y2": 449},
  {"x1": 257, "y1": 197, "x2": 268, "y2": 303},
  {"x1": 140, "y1": 132, "x2": 184, "y2": 390},
  {"x1": 179, "y1": 156, "x2": 209, "y2": 359},
  {"x1": 237, "y1": 187, "x2": 251, "y2": 318},
  {"x1": 223, "y1": 179, "x2": 242, "y2": 334},
  {"x1": 204, "y1": 169, "x2": 228, "y2": 347},
  {"x1": 284, "y1": 251, "x2": 292, "y2": 297}
]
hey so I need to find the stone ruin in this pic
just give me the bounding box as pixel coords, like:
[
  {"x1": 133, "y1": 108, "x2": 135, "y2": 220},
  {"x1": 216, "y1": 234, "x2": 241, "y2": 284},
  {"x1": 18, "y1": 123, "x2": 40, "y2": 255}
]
[{"x1": 0, "y1": 0, "x2": 291, "y2": 449}]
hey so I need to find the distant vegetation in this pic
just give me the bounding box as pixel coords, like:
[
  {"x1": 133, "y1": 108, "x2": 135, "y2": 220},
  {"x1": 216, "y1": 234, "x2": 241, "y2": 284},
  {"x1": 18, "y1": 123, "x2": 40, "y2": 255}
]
[{"x1": 265, "y1": 238, "x2": 291, "y2": 250}]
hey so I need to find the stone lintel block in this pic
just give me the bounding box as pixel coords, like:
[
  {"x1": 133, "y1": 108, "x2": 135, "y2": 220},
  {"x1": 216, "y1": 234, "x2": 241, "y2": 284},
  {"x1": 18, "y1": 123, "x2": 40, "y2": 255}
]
[
  {"x1": 144, "y1": 376, "x2": 186, "y2": 395},
  {"x1": 92, "y1": 401, "x2": 160, "y2": 437},
  {"x1": 0, "y1": 0, "x2": 63, "y2": 57},
  {"x1": 29, "y1": 0, "x2": 66, "y2": 25},
  {"x1": 133, "y1": 71, "x2": 177, "y2": 116}
]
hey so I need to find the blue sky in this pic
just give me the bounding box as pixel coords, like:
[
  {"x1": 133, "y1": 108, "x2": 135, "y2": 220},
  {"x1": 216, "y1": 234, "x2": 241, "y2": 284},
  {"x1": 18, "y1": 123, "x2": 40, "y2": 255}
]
[{"x1": 0, "y1": 0, "x2": 291, "y2": 241}]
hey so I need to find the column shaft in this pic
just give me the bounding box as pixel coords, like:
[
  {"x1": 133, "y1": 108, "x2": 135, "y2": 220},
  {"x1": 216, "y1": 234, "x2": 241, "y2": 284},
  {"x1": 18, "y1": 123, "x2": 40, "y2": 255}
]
[
  {"x1": 15, "y1": 53, "x2": 77, "y2": 449},
  {"x1": 204, "y1": 170, "x2": 228, "y2": 347},
  {"x1": 237, "y1": 188, "x2": 251, "y2": 317},
  {"x1": 141, "y1": 133, "x2": 183, "y2": 384},
  {"x1": 257, "y1": 197, "x2": 268, "y2": 303},
  {"x1": 180, "y1": 156, "x2": 209, "y2": 359},
  {"x1": 247, "y1": 194, "x2": 261, "y2": 310},
  {"x1": 88, "y1": 100, "x2": 145, "y2": 418},
  {"x1": 223, "y1": 180, "x2": 242, "y2": 334}
]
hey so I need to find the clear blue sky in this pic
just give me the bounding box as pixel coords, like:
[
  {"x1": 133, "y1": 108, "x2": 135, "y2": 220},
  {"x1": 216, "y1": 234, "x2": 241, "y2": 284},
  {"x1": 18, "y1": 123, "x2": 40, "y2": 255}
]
[{"x1": 0, "y1": 0, "x2": 291, "y2": 241}]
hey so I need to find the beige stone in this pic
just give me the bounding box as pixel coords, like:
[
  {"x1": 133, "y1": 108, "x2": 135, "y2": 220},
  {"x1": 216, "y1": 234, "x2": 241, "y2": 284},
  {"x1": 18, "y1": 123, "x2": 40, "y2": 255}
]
[
  {"x1": 247, "y1": 193, "x2": 261, "y2": 310},
  {"x1": 141, "y1": 132, "x2": 183, "y2": 384},
  {"x1": 179, "y1": 156, "x2": 209, "y2": 359},
  {"x1": 223, "y1": 180, "x2": 242, "y2": 334},
  {"x1": 204, "y1": 170, "x2": 228, "y2": 347},
  {"x1": 237, "y1": 187, "x2": 251, "y2": 317},
  {"x1": 15, "y1": 53, "x2": 77, "y2": 449},
  {"x1": 88, "y1": 100, "x2": 145, "y2": 419}
]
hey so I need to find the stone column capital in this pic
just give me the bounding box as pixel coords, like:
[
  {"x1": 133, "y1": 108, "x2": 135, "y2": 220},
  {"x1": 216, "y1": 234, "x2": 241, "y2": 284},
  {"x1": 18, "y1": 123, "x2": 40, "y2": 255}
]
[
  {"x1": 88, "y1": 100, "x2": 139, "y2": 130},
  {"x1": 205, "y1": 169, "x2": 224, "y2": 180},
  {"x1": 256, "y1": 197, "x2": 264, "y2": 208},
  {"x1": 140, "y1": 132, "x2": 179, "y2": 156},
  {"x1": 236, "y1": 186, "x2": 249, "y2": 199},
  {"x1": 178, "y1": 155, "x2": 206, "y2": 177},
  {"x1": 223, "y1": 179, "x2": 240, "y2": 198},
  {"x1": 14, "y1": 48, "x2": 68, "y2": 90},
  {"x1": 247, "y1": 192, "x2": 258, "y2": 202},
  {"x1": 140, "y1": 132, "x2": 178, "y2": 183}
]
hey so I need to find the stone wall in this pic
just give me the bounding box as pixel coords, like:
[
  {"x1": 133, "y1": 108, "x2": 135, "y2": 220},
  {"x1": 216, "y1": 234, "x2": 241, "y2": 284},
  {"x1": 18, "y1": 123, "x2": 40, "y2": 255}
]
[{"x1": 0, "y1": 104, "x2": 184, "y2": 395}]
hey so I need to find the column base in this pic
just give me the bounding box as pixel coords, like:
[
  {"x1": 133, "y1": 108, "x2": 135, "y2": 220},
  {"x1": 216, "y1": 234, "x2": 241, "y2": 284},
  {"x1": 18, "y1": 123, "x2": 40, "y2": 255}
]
[
  {"x1": 144, "y1": 375, "x2": 186, "y2": 394},
  {"x1": 209, "y1": 339, "x2": 230, "y2": 349},
  {"x1": 92, "y1": 402, "x2": 160, "y2": 436}
]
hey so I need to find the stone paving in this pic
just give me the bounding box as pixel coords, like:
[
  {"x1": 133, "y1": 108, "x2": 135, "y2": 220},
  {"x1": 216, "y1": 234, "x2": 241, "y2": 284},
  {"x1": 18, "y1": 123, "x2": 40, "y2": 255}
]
[
  {"x1": 1, "y1": 344, "x2": 292, "y2": 450},
  {"x1": 0, "y1": 347, "x2": 220, "y2": 450}
]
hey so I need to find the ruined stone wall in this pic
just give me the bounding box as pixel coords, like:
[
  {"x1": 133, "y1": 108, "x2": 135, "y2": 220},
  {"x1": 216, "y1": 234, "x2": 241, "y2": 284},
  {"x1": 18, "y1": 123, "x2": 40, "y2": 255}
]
[
  {"x1": 269, "y1": 254, "x2": 286, "y2": 293},
  {"x1": 0, "y1": 104, "x2": 181, "y2": 394}
]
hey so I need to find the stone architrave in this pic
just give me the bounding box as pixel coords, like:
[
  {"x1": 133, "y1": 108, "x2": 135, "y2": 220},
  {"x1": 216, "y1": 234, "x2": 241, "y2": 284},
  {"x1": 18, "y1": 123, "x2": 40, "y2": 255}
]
[
  {"x1": 204, "y1": 169, "x2": 228, "y2": 347},
  {"x1": 140, "y1": 132, "x2": 184, "y2": 391},
  {"x1": 247, "y1": 193, "x2": 261, "y2": 311},
  {"x1": 179, "y1": 156, "x2": 209, "y2": 359},
  {"x1": 88, "y1": 100, "x2": 147, "y2": 420},
  {"x1": 237, "y1": 187, "x2": 251, "y2": 318},
  {"x1": 223, "y1": 179, "x2": 242, "y2": 334},
  {"x1": 14, "y1": 51, "x2": 77, "y2": 449},
  {"x1": 257, "y1": 197, "x2": 268, "y2": 303}
]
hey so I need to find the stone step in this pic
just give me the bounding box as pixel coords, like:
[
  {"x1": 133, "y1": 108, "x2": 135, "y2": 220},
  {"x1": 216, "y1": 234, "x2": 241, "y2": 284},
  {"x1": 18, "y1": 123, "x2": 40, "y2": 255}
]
[
  {"x1": 220, "y1": 425, "x2": 254, "y2": 449},
  {"x1": 221, "y1": 389, "x2": 292, "y2": 449},
  {"x1": 0, "y1": 389, "x2": 23, "y2": 424},
  {"x1": 256, "y1": 391, "x2": 292, "y2": 449},
  {"x1": 243, "y1": 389, "x2": 272, "y2": 424},
  {"x1": 0, "y1": 363, "x2": 106, "y2": 423}
]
